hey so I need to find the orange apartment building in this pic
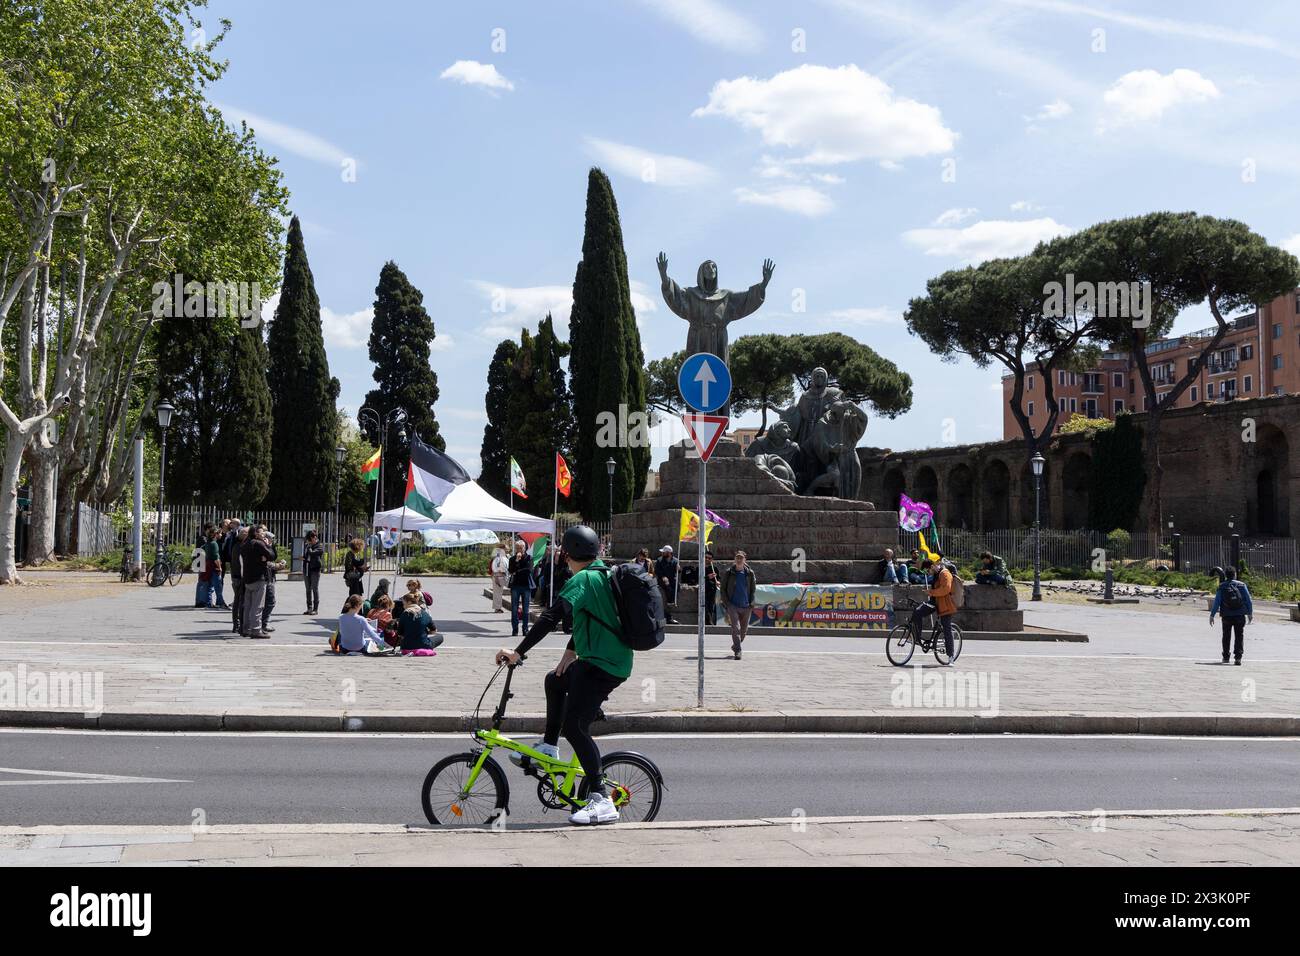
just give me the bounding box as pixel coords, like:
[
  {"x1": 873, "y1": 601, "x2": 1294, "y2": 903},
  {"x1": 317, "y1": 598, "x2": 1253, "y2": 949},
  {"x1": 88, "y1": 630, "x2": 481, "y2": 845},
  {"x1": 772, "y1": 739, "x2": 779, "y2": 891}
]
[{"x1": 1001, "y1": 289, "x2": 1300, "y2": 439}]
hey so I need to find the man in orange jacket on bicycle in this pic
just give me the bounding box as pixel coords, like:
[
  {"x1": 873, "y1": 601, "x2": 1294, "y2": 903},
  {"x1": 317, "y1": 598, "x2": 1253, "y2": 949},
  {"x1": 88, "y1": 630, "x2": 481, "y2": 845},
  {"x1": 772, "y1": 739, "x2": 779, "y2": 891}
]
[{"x1": 922, "y1": 558, "x2": 956, "y2": 662}]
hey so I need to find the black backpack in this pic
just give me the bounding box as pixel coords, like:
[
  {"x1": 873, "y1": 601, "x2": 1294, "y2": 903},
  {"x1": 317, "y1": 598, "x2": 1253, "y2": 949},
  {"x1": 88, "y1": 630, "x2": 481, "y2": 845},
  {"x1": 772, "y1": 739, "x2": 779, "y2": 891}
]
[
  {"x1": 1221, "y1": 581, "x2": 1245, "y2": 613},
  {"x1": 585, "y1": 563, "x2": 665, "y2": 651}
]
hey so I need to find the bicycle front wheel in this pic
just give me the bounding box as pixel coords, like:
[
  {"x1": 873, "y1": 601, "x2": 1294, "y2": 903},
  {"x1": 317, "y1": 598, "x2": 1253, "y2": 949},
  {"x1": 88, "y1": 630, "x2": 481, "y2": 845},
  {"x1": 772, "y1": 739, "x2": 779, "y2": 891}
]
[
  {"x1": 147, "y1": 562, "x2": 168, "y2": 588},
  {"x1": 422, "y1": 753, "x2": 509, "y2": 826},
  {"x1": 168, "y1": 562, "x2": 185, "y2": 586},
  {"x1": 934, "y1": 623, "x2": 963, "y2": 665},
  {"x1": 884, "y1": 624, "x2": 916, "y2": 666},
  {"x1": 578, "y1": 751, "x2": 663, "y2": 822}
]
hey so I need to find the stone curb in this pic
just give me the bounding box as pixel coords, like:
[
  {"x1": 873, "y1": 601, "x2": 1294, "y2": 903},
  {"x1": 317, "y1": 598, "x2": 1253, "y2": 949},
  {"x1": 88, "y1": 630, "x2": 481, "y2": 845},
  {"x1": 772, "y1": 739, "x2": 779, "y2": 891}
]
[{"x1": 1, "y1": 708, "x2": 1295, "y2": 735}]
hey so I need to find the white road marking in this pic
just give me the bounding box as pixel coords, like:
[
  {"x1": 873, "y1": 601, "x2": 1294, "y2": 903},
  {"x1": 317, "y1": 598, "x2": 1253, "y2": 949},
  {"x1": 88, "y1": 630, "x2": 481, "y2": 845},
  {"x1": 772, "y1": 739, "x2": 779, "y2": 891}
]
[{"x1": 0, "y1": 766, "x2": 191, "y2": 786}]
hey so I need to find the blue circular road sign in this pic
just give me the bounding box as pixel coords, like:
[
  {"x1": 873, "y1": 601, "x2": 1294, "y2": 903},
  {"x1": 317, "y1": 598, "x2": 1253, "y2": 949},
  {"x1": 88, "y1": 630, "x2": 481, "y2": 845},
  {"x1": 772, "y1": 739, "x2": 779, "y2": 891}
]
[{"x1": 677, "y1": 352, "x2": 732, "y2": 413}]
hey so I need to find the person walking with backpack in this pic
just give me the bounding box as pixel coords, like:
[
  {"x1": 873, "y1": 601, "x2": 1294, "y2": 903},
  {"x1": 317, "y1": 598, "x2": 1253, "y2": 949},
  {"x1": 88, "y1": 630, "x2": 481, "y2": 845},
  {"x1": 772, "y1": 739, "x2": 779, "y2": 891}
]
[
  {"x1": 1209, "y1": 566, "x2": 1253, "y2": 665},
  {"x1": 720, "y1": 550, "x2": 756, "y2": 659},
  {"x1": 495, "y1": 525, "x2": 637, "y2": 826}
]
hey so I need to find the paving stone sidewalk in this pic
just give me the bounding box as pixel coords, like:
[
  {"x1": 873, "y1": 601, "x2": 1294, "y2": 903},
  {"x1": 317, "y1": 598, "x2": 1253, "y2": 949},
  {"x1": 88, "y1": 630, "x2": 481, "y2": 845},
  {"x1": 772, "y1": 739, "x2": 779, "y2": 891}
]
[
  {"x1": 1, "y1": 640, "x2": 1297, "y2": 732},
  {"x1": 2, "y1": 810, "x2": 1296, "y2": 866}
]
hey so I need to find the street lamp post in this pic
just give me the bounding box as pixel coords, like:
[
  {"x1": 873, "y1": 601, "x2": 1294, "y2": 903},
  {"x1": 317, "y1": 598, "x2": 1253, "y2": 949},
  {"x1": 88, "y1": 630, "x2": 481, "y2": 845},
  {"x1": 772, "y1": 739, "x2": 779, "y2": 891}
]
[
  {"x1": 332, "y1": 445, "x2": 346, "y2": 574},
  {"x1": 1031, "y1": 451, "x2": 1045, "y2": 602},
  {"x1": 606, "y1": 457, "x2": 616, "y2": 525},
  {"x1": 152, "y1": 401, "x2": 175, "y2": 584}
]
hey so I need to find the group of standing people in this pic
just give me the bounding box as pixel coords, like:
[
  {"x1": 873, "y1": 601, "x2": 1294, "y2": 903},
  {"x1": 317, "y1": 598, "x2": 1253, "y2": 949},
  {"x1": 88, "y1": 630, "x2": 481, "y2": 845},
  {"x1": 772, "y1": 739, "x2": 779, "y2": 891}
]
[
  {"x1": 490, "y1": 539, "x2": 575, "y2": 637},
  {"x1": 194, "y1": 518, "x2": 287, "y2": 639}
]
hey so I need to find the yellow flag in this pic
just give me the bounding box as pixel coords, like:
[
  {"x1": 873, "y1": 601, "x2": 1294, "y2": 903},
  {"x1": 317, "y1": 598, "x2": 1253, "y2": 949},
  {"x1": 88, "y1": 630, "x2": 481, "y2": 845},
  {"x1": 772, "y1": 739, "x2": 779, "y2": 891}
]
[
  {"x1": 679, "y1": 507, "x2": 716, "y2": 543},
  {"x1": 917, "y1": 528, "x2": 940, "y2": 563}
]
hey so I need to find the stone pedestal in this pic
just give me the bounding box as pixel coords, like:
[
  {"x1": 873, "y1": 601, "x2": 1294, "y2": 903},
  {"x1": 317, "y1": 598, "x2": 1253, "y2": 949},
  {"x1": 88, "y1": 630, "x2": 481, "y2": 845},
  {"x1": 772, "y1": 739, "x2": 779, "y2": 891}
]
[{"x1": 613, "y1": 439, "x2": 898, "y2": 584}]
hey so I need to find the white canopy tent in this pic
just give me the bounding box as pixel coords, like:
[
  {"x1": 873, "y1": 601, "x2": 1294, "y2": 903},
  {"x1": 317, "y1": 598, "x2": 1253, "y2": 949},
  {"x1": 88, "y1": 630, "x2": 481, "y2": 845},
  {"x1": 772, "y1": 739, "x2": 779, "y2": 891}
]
[{"x1": 371, "y1": 480, "x2": 554, "y2": 535}]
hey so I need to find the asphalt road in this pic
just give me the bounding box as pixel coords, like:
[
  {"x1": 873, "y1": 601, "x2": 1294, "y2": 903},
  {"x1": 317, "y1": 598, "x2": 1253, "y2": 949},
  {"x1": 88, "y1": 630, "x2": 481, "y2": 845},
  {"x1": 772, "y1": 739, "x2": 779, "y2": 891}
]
[{"x1": 1, "y1": 730, "x2": 1296, "y2": 827}]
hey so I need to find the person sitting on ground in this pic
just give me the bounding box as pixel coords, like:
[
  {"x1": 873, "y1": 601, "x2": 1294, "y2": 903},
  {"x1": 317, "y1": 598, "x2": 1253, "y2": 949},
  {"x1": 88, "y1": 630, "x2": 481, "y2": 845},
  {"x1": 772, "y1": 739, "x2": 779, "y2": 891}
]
[
  {"x1": 405, "y1": 577, "x2": 433, "y2": 607},
  {"x1": 336, "y1": 594, "x2": 387, "y2": 655},
  {"x1": 974, "y1": 551, "x2": 1010, "y2": 587},
  {"x1": 877, "y1": 547, "x2": 899, "y2": 584},
  {"x1": 367, "y1": 594, "x2": 400, "y2": 648},
  {"x1": 397, "y1": 592, "x2": 442, "y2": 656},
  {"x1": 365, "y1": 578, "x2": 391, "y2": 614}
]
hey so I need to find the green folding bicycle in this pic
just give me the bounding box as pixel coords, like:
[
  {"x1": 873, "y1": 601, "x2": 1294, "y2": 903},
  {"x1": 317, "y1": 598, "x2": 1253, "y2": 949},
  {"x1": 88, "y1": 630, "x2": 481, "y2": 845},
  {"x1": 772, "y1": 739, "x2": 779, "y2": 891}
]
[{"x1": 420, "y1": 659, "x2": 665, "y2": 826}]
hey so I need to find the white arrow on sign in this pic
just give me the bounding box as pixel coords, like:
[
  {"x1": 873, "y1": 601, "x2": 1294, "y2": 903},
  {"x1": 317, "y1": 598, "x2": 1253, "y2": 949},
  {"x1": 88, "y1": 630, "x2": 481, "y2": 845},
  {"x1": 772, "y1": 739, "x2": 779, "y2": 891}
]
[{"x1": 694, "y1": 361, "x2": 717, "y2": 410}]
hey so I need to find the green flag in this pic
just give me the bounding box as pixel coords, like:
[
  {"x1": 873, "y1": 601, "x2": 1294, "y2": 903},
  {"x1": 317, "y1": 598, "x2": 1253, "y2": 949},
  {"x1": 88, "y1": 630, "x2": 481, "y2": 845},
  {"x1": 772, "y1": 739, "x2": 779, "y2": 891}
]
[{"x1": 531, "y1": 534, "x2": 550, "y2": 566}]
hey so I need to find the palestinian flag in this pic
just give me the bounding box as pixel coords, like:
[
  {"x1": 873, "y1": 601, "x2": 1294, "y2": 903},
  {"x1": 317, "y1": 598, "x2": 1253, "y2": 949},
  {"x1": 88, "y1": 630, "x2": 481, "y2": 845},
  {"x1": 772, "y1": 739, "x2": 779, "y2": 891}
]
[
  {"x1": 510, "y1": 457, "x2": 528, "y2": 499},
  {"x1": 555, "y1": 453, "x2": 572, "y2": 497},
  {"x1": 361, "y1": 448, "x2": 381, "y2": 483},
  {"x1": 521, "y1": 531, "x2": 550, "y2": 565},
  {"x1": 404, "y1": 435, "x2": 471, "y2": 520}
]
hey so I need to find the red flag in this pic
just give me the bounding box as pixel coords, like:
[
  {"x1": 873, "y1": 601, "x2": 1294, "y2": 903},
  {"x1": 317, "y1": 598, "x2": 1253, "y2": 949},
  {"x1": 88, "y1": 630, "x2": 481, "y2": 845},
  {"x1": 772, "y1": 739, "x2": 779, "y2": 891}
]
[{"x1": 555, "y1": 453, "x2": 573, "y2": 498}]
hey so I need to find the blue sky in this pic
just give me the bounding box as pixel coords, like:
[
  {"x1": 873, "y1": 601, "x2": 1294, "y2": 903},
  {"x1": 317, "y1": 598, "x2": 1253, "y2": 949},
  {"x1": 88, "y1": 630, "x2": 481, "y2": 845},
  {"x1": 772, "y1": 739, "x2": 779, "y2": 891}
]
[{"x1": 203, "y1": 0, "x2": 1300, "y2": 477}]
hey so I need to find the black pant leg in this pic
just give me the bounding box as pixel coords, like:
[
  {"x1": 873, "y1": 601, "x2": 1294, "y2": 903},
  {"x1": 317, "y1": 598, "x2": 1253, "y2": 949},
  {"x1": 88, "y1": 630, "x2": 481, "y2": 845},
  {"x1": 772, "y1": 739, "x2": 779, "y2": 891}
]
[
  {"x1": 1221, "y1": 618, "x2": 1232, "y2": 659},
  {"x1": 1232, "y1": 619, "x2": 1245, "y2": 660}
]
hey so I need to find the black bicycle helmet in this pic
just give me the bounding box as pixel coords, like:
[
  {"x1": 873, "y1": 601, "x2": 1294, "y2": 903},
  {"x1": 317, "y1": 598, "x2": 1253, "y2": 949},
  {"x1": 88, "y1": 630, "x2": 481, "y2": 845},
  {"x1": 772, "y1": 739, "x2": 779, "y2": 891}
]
[{"x1": 561, "y1": 525, "x2": 601, "y2": 561}]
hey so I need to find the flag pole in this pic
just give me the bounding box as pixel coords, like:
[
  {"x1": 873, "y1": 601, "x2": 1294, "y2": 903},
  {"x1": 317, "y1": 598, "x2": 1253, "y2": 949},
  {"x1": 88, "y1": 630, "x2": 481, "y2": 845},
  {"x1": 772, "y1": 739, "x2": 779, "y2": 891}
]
[
  {"x1": 550, "y1": 454, "x2": 559, "y2": 605},
  {"x1": 366, "y1": 446, "x2": 381, "y2": 596}
]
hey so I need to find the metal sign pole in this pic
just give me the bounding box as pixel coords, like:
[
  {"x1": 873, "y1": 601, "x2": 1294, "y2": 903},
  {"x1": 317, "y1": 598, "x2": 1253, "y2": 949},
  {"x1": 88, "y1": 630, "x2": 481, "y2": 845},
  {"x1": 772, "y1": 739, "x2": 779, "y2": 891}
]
[{"x1": 697, "y1": 456, "x2": 706, "y2": 709}]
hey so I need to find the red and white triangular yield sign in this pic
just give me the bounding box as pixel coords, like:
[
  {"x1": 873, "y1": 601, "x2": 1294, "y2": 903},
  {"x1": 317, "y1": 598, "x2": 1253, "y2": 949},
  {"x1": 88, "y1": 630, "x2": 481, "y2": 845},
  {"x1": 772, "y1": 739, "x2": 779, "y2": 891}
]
[{"x1": 681, "y1": 413, "x2": 729, "y2": 462}]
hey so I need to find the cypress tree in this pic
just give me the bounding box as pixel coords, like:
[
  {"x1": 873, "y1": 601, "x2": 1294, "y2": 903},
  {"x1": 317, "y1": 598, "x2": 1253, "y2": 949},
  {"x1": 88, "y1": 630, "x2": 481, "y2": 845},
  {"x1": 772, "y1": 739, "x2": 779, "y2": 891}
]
[
  {"x1": 265, "y1": 216, "x2": 339, "y2": 508},
  {"x1": 567, "y1": 168, "x2": 647, "y2": 518},
  {"x1": 1088, "y1": 414, "x2": 1147, "y2": 531},
  {"x1": 208, "y1": 324, "x2": 274, "y2": 505},
  {"x1": 479, "y1": 338, "x2": 519, "y2": 501},
  {"x1": 361, "y1": 261, "x2": 445, "y2": 506},
  {"x1": 504, "y1": 315, "x2": 576, "y2": 517}
]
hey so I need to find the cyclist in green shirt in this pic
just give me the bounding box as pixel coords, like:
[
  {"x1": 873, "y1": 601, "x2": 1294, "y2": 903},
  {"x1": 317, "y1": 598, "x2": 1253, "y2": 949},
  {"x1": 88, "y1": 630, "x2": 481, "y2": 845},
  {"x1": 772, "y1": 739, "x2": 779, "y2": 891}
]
[{"x1": 496, "y1": 525, "x2": 630, "y2": 825}]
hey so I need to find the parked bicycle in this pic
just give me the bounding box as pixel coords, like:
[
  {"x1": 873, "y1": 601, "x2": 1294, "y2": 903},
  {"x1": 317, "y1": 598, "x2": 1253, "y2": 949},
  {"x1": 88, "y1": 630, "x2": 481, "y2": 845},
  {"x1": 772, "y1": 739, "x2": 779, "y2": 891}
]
[
  {"x1": 421, "y1": 659, "x2": 665, "y2": 826},
  {"x1": 146, "y1": 547, "x2": 192, "y2": 588},
  {"x1": 885, "y1": 596, "x2": 963, "y2": 666}
]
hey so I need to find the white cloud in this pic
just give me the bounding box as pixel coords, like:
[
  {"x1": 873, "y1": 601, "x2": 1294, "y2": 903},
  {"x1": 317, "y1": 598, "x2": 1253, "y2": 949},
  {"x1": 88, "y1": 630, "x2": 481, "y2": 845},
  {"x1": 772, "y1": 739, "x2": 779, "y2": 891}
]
[
  {"x1": 469, "y1": 280, "x2": 656, "y2": 340},
  {"x1": 439, "y1": 60, "x2": 515, "y2": 93},
  {"x1": 828, "y1": 307, "x2": 900, "y2": 325},
  {"x1": 321, "y1": 305, "x2": 372, "y2": 349},
  {"x1": 1281, "y1": 234, "x2": 1300, "y2": 258},
  {"x1": 215, "y1": 103, "x2": 352, "y2": 167},
  {"x1": 1028, "y1": 98, "x2": 1073, "y2": 121},
  {"x1": 1010, "y1": 200, "x2": 1042, "y2": 213},
  {"x1": 901, "y1": 218, "x2": 1074, "y2": 264},
  {"x1": 810, "y1": 172, "x2": 846, "y2": 184},
  {"x1": 933, "y1": 207, "x2": 978, "y2": 227},
  {"x1": 1004, "y1": 0, "x2": 1300, "y2": 59},
  {"x1": 633, "y1": 0, "x2": 762, "y2": 53},
  {"x1": 734, "y1": 185, "x2": 834, "y2": 217},
  {"x1": 584, "y1": 137, "x2": 716, "y2": 187},
  {"x1": 1099, "y1": 69, "x2": 1220, "y2": 131},
  {"x1": 430, "y1": 331, "x2": 456, "y2": 352},
  {"x1": 693, "y1": 64, "x2": 957, "y2": 166}
]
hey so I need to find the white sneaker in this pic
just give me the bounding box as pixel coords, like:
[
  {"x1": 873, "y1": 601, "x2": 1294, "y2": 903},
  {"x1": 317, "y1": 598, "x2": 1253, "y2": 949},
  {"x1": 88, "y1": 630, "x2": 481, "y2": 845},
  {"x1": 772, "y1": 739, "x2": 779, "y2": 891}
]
[
  {"x1": 510, "y1": 741, "x2": 559, "y2": 768},
  {"x1": 569, "y1": 791, "x2": 619, "y2": 826}
]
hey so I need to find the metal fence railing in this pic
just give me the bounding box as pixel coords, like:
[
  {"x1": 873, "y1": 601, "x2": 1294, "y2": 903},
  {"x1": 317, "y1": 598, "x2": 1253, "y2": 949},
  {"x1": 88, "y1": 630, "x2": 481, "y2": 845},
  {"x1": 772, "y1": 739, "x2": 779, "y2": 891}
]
[
  {"x1": 931, "y1": 527, "x2": 1299, "y2": 580},
  {"x1": 75, "y1": 502, "x2": 125, "y2": 556}
]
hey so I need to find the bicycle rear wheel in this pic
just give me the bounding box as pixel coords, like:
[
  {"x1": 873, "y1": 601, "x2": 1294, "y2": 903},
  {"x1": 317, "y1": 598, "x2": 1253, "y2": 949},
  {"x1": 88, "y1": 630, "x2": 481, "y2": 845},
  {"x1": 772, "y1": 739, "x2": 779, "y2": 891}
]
[
  {"x1": 884, "y1": 624, "x2": 916, "y2": 666},
  {"x1": 933, "y1": 623, "x2": 963, "y2": 665},
  {"x1": 578, "y1": 751, "x2": 663, "y2": 822},
  {"x1": 422, "y1": 753, "x2": 509, "y2": 826},
  {"x1": 147, "y1": 562, "x2": 168, "y2": 588},
  {"x1": 168, "y1": 562, "x2": 185, "y2": 586}
]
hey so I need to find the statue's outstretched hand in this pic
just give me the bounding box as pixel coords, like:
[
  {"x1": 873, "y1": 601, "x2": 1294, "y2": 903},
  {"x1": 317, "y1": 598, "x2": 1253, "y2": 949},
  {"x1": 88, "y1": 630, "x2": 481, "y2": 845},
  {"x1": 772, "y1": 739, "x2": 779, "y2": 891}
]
[
  {"x1": 761, "y1": 258, "x2": 775, "y2": 285},
  {"x1": 656, "y1": 251, "x2": 669, "y2": 280}
]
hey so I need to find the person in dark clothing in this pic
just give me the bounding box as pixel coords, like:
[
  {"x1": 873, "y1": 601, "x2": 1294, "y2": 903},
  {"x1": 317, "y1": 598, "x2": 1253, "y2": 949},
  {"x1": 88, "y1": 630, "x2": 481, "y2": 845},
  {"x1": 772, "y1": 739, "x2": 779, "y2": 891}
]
[
  {"x1": 703, "y1": 549, "x2": 720, "y2": 625},
  {"x1": 1209, "y1": 566, "x2": 1253, "y2": 665},
  {"x1": 343, "y1": 538, "x2": 368, "y2": 599},
  {"x1": 301, "y1": 530, "x2": 325, "y2": 614},
  {"x1": 655, "y1": 545, "x2": 679, "y2": 624},
  {"x1": 368, "y1": 577, "x2": 392, "y2": 612},
  {"x1": 239, "y1": 526, "x2": 276, "y2": 639},
  {"x1": 720, "y1": 550, "x2": 756, "y2": 658},
  {"x1": 396, "y1": 592, "x2": 443, "y2": 656},
  {"x1": 225, "y1": 525, "x2": 248, "y2": 635},
  {"x1": 508, "y1": 540, "x2": 534, "y2": 637},
  {"x1": 261, "y1": 531, "x2": 285, "y2": 632}
]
